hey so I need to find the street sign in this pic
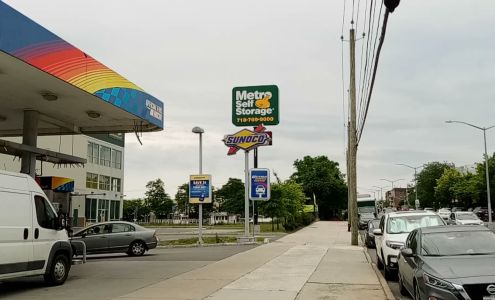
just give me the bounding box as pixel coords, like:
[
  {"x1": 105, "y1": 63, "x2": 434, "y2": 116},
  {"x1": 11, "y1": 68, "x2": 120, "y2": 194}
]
[
  {"x1": 223, "y1": 128, "x2": 271, "y2": 152},
  {"x1": 232, "y1": 85, "x2": 279, "y2": 126},
  {"x1": 249, "y1": 168, "x2": 270, "y2": 200},
  {"x1": 189, "y1": 175, "x2": 212, "y2": 204}
]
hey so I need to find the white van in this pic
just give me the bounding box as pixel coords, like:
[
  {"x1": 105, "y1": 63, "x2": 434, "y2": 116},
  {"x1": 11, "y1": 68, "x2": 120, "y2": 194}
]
[{"x1": 0, "y1": 170, "x2": 72, "y2": 285}]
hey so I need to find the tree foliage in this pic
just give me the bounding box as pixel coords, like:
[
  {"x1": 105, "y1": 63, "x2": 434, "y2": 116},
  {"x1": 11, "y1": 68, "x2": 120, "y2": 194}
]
[
  {"x1": 216, "y1": 178, "x2": 245, "y2": 216},
  {"x1": 416, "y1": 162, "x2": 454, "y2": 209},
  {"x1": 291, "y1": 156, "x2": 347, "y2": 220},
  {"x1": 122, "y1": 199, "x2": 149, "y2": 221},
  {"x1": 145, "y1": 179, "x2": 174, "y2": 218}
]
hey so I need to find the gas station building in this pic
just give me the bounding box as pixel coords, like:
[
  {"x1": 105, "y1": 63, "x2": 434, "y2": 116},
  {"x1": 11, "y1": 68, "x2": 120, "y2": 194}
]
[{"x1": 0, "y1": 2, "x2": 164, "y2": 226}]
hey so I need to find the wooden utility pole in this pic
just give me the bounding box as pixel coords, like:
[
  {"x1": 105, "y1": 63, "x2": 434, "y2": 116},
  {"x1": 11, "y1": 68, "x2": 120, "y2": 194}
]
[{"x1": 349, "y1": 28, "x2": 358, "y2": 246}]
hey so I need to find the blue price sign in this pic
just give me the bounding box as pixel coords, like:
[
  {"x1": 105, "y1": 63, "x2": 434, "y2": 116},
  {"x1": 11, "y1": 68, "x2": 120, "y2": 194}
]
[
  {"x1": 189, "y1": 175, "x2": 212, "y2": 204},
  {"x1": 249, "y1": 168, "x2": 270, "y2": 201}
]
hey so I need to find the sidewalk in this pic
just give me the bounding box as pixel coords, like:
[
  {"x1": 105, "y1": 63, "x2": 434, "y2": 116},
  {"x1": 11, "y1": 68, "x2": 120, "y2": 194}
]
[{"x1": 114, "y1": 221, "x2": 392, "y2": 300}]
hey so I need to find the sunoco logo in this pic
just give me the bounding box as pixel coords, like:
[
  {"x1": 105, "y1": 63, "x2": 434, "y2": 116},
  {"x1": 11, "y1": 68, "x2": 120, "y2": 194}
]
[{"x1": 223, "y1": 129, "x2": 271, "y2": 151}]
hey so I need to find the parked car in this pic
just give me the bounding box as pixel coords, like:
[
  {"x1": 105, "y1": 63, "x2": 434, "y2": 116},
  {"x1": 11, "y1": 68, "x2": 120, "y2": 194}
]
[
  {"x1": 71, "y1": 221, "x2": 158, "y2": 256},
  {"x1": 365, "y1": 219, "x2": 380, "y2": 248},
  {"x1": 373, "y1": 210, "x2": 445, "y2": 279},
  {"x1": 359, "y1": 212, "x2": 376, "y2": 230},
  {"x1": 398, "y1": 225, "x2": 495, "y2": 300},
  {"x1": 473, "y1": 207, "x2": 494, "y2": 222},
  {"x1": 436, "y1": 208, "x2": 451, "y2": 221},
  {"x1": 0, "y1": 170, "x2": 72, "y2": 285},
  {"x1": 448, "y1": 211, "x2": 484, "y2": 225}
]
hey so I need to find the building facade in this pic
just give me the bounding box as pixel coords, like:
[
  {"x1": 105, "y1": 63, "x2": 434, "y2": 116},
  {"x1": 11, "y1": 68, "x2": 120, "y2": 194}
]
[
  {"x1": 385, "y1": 188, "x2": 407, "y2": 208},
  {"x1": 0, "y1": 133, "x2": 125, "y2": 226}
]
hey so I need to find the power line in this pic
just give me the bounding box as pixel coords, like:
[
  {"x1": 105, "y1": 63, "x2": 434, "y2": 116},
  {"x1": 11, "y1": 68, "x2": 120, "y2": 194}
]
[
  {"x1": 359, "y1": 1, "x2": 383, "y2": 130},
  {"x1": 358, "y1": 7, "x2": 392, "y2": 143},
  {"x1": 357, "y1": 0, "x2": 375, "y2": 130}
]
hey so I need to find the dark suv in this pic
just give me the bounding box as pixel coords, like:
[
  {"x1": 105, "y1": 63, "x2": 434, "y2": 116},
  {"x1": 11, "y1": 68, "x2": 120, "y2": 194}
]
[{"x1": 473, "y1": 207, "x2": 493, "y2": 222}]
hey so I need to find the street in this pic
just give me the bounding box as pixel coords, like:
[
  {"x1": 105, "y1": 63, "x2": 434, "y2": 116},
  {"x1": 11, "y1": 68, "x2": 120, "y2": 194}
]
[{"x1": 0, "y1": 245, "x2": 257, "y2": 300}]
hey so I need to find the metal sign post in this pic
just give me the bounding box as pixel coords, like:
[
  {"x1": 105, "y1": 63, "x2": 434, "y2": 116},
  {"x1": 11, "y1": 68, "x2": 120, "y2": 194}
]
[{"x1": 244, "y1": 151, "x2": 250, "y2": 237}]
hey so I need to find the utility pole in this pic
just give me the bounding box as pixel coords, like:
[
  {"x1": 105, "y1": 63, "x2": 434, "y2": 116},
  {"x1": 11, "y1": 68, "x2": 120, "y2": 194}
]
[{"x1": 349, "y1": 28, "x2": 358, "y2": 246}]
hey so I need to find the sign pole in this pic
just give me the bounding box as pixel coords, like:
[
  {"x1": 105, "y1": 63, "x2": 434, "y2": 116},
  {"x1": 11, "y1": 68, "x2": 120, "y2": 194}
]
[
  {"x1": 253, "y1": 146, "x2": 259, "y2": 225},
  {"x1": 198, "y1": 132, "x2": 203, "y2": 244},
  {"x1": 244, "y1": 150, "x2": 250, "y2": 237}
]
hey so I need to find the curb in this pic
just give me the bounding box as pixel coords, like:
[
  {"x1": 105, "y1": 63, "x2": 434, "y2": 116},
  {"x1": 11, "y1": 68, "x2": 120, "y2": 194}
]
[
  {"x1": 157, "y1": 238, "x2": 269, "y2": 249},
  {"x1": 363, "y1": 248, "x2": 395, "y2": 300}
]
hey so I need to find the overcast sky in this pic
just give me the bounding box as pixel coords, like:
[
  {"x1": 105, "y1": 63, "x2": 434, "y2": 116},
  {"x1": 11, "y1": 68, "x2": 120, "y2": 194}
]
[{"x1": 6, "y1": 0, "x2": 495, "y2": 199}]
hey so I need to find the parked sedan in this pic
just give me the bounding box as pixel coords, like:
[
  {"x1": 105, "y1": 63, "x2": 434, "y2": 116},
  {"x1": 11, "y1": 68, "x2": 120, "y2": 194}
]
[
  {"x1": 398, "y1": 225, "x2": 495, "y2": 300},
  {"x1": 448, "y1": 211, "x2": 484, "y2": 225},
  {"x1": 71, "y1": 221, "x2": 158, "y2": 256},
  {"x1": 365, "y1": 219, "x2": 380, "y2": 248}
]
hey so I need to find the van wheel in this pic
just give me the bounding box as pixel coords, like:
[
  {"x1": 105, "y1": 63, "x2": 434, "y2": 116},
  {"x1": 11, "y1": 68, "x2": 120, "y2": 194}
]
[
  {"x1": 44, "y1": 254, "x2": 69, "y2": 285},
  {"x1": 129, "y1": 241, "x2": 146, "y2": 256}
]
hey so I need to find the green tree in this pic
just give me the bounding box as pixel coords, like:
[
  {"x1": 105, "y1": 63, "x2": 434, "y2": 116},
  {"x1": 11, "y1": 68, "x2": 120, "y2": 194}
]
[
  {"x1": 435, "y1": 168, "x2": 463, "y2": 208},
  {"x1": 175, "y1": 183, "x2": 191, "y2": 215},
  {"x1": 122, "y1": 199, "x2": 149, "y2": 221},
  {"x1": 216, "y1": 178, "x2": 245, "y2": 215},
  {"x1": 291, "y1": 156, "x2": 347, "y2": 220},
  {"x1": 416, "y1": 162, "x2": 453, "y2": 209},
  {"x1": 145, "y1": 179, "x2": 174, "y2": 218},
  {"x1": 474, "y1": 153, "x2": 495, "y2": 206}
]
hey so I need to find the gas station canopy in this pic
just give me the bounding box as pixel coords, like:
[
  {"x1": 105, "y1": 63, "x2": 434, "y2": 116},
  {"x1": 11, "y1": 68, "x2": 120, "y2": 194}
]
[{"x1": 0, "y1": 2, "x2": 165, "y2": 137}]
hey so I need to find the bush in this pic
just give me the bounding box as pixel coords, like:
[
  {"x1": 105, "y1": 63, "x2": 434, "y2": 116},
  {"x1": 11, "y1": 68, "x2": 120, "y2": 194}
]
[{"x1": 283, "y1": 213, "x2": 315, "y2": 232}]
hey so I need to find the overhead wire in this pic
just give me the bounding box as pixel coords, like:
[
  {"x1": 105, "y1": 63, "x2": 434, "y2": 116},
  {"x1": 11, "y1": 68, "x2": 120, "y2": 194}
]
[
  {"x1": 357, "y1": 0, "x2": 376, "y2": 131},
  {"x1": 356, "y1": 0, "x2": 368, "y2": 129},
  {"x1": 358, "y1": 5, "x2": 391, "y2": 143},
  {"x1": 359, "y1": 1, "x2": 383, "y2": 132}
]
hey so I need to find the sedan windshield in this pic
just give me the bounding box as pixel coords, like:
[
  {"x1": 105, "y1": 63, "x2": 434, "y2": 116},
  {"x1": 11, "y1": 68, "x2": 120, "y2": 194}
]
[
  {"x1": 387, "y1": 215, "x2": 444, "y2": 234},
  {"x1": 422, "y1": 231, "x2": 495, "y2": 256},
  {"x1": 456, "y1": 213, "x2": 478, "y2": 220}
]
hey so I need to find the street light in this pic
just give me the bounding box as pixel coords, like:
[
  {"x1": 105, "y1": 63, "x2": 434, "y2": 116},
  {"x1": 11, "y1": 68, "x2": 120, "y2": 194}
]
[
  {"x1": 396, "y1": 164, "x2": 424, "y2": 209},
  {"x1": 372, "y1": 185, "x2": 387, "y2": 201},
  {"x1": 192, "y1": 126, "x2": 204, "y2": 244},
  {"x1": 446, "y1": 120, "x2": 495, "y2": 223}
]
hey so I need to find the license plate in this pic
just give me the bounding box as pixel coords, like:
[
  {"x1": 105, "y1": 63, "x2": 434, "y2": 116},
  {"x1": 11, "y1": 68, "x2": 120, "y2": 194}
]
[{"x1": 483, "y1": 296, "x2": 495, "y2": 300}]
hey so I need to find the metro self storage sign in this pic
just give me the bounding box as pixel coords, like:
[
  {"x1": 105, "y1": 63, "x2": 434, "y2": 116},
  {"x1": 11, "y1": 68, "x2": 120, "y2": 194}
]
[{"x1": 232, "y1": 85, "x2": 279, "y2": 126}]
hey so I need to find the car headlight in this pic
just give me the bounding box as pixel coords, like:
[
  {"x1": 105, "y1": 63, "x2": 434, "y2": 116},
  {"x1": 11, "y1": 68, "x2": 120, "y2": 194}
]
[
  {"x1": 385, "y1": 240, "x2": 404, "y2": 250},
  {"x1": 423, "y1": 273, "x2": 456, "y2": 292}
]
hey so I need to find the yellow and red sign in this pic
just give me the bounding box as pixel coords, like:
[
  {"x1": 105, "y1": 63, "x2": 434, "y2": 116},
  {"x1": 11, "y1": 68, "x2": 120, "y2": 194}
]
[{"x1": 223, "y1": 125, "x2": 271, "y2": 154}]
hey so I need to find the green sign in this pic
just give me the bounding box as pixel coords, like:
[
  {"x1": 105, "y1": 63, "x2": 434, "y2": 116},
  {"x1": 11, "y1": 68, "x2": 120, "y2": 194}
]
[{"x1": 232, "y1": 85, "x2": 279, "y2": 126}]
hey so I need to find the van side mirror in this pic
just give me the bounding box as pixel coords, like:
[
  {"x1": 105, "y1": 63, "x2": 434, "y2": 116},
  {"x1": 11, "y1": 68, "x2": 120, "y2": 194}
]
[
  {"x1": 401, "y1": 248, "x2": 414, "y2": 257},
  {"x1": 373, "y1": 229, "x2": 382, "y2": 236}
]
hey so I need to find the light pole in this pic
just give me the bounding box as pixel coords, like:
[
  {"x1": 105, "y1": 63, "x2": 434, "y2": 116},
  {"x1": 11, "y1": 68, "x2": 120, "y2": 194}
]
[
  {"x1": 446, "y1": 120, "x2": 495, "y2": 223},
  {"x1": 396, "y1": 164, "x2": 423, "y2": 209},
  {"x1": 380, "y1": 178, "x2": 404, "y2": 207},
  {"x1": 192, "y1": 126, "x2": 204, "y2": 243},
  {"x1": 372, "y1": 185, "x2": 387, "y2": 201}
]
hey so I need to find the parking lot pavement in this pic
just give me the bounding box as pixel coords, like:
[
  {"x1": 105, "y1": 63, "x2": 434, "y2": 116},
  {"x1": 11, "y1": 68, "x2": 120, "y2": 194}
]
[{"x1": 0, "y1": 245, "x2": 257, "y2": 300}]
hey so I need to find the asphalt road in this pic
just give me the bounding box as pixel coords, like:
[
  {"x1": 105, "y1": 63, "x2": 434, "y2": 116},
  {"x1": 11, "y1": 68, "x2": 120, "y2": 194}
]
[{"x1": 0, "y1": 245, "x2": 257, "y2": 300}]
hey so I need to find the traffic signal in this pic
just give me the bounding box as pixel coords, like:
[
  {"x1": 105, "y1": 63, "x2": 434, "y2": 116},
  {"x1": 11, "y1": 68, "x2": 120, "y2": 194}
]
[{"x1": 384, "y1": 0, "x2": 400, "y2": 12}]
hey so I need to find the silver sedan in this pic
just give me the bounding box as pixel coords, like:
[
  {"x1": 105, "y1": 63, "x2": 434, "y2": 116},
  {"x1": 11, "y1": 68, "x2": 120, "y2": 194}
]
[{"x1": 71, "y1": 221, "x2": 158, "y2": 256}]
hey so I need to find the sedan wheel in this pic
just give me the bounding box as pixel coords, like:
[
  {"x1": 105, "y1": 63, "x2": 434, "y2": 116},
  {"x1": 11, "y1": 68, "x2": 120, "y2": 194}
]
[{"x1": 129, "y1": 241, "x2": 146, "y2": 256}]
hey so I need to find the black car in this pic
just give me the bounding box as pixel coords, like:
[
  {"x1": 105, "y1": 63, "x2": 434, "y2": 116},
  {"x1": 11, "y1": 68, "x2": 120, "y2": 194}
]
[
  {"x1": 398, "y1": 225, "x2": 495, "y2": 300},
  {"x1": 359, "y1": 212, "x2": 376, "y2": 230},
  {"x1": 365, "y1": 219, "x2": 380, "y2": 248}
]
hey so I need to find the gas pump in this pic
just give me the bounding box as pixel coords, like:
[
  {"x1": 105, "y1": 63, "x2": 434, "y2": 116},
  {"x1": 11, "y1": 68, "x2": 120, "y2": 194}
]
[{"x1": 36, "y1": 176, "x2": 74, "y2": 232}]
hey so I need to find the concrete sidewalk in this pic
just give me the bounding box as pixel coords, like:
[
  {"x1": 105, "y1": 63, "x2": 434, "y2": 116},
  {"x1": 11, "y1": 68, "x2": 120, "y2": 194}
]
[{"x1": 114, "y1": 222, "x2": 392, "y2": 300}]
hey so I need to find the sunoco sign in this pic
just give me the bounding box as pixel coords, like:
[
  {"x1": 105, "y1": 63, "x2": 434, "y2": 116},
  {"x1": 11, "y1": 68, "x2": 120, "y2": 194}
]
[
  {"x1": 223, "y1": 129, "x2": 271, "y2": 151},
  {"x1": 232, "y1": 85, "x2": 279, "y2": 126}
]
